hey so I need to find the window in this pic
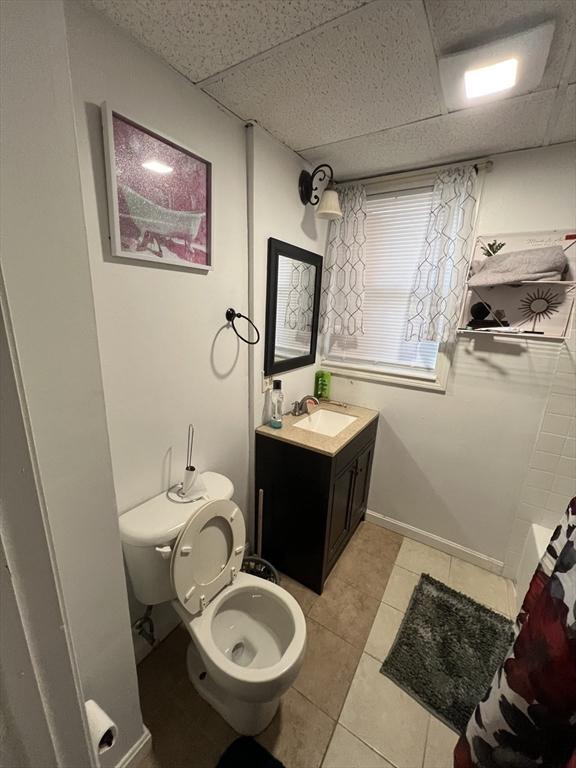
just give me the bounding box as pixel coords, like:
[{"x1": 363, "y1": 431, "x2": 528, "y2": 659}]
[{"x1": 323, "y1": 185, "x2": 445, "y2": 385}]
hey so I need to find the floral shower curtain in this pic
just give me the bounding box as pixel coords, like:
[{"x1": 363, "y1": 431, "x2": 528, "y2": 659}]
[
  {"x1": 406, "y1": 165, "x2": 477, "y2": 343},
  {"x1": 320, "y1": 184, "x2": 367, "y2": 336},
  {"x1": 455, "y1": 497, "x2": 576, "y2": 768}
]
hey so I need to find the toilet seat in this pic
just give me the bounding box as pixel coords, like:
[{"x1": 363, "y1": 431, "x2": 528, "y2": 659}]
[{"x1": 171, "y1": 499, "x2": 245, "y2": 615}]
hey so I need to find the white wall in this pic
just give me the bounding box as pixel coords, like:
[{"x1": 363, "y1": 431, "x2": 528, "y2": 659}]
[
  {"x1": 65, "y1": 2, "x2": 251, "y2": 657},
  {"x1": 0, "y1": 309, "x2": 88, "y2": 768},
  {"x1": 502, "y1": 312, "x2": 576, "y2": 577},
  {"x1": 332, "y1": 143, "x2": 576, "y2": 569},
  {"x1": 475, "y1": 143, "x2": 576, "y2": 234},
  {"x1": 247, "y1": 126, "x2": 329, "y2": 538},
  {"x1": 66, "y1": 1, "x2": 249, "y2": 518},
  {"x1": 0, "y1": 536, "x2": 55, "y2": 768},
  {"x1": 0, "y1": 2, "x2": 145, "y2": 765},
  {"x1": 248, "y1": 125, "x2": 329, "y2": 427},
  {"x1": 477, "y1": 143, "x2": 576, "y2": 574},
  {"x1": 0, "y1": 312, "x2": 87, "y2": 768}
]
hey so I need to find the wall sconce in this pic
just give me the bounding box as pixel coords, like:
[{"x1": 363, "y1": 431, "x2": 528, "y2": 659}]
[{"x1": 298, "y1": 164, "x2": 342, "y2": 220}]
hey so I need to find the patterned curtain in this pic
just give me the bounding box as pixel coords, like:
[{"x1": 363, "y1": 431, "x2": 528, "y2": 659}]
[
  {"x1": 406, "y1": 166, "x2": 477, "y2": 343},
  {"x1": 455, "y1": 497, "x2": 576, "y2": 768},
  {"x1": 284, "y1": 262, "x2": 315, "y2": 331},
  {"x1": 320, "y1": 184, "x2": 367, "y2": 336}
]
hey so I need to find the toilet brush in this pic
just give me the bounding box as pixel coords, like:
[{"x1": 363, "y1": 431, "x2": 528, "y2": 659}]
[
  {"x1": 179, "y1": 424, "x2": 198, "y2": 497},
  {"x1": 167, "y1": 424, "x2": 206, "y2": 503}
]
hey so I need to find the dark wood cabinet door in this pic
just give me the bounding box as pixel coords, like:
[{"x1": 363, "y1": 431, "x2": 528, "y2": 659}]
[
  {"x1": 256, "y1": 418, "x2": 377, "y2": 594},
  {"x1": 350, "y1": 443, "x2": 373, "y2": 528},
  {"x1": 327, "y1": 464, "x2": 355, "y2": 562}
]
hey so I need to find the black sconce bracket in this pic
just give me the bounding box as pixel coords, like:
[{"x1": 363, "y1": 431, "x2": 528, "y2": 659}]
[{"x1": 298, "y1": 164, "x2": 335, "y2": 206}]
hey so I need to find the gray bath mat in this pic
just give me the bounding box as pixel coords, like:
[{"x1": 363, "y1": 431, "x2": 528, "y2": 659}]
[{"x1": 380, "y1": 573, "x2": 514, "y2": 733}]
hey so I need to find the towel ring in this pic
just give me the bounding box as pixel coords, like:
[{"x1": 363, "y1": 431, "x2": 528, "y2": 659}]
[{"x1": 225, "y1": 308, "x2": 260, "y2": 345}]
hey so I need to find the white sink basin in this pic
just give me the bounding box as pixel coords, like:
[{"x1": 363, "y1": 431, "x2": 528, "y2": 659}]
[{"x1": 293, "y1": 409, "x2": 357, "y2": 437}]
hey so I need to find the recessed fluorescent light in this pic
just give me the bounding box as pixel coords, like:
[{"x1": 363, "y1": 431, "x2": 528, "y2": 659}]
[
  {"x1": 464, "y1": 58, "x2": 518, "y2": 99},
  {"x1": 438, "y1": 22, "x2": 554, "y2": 111},
  {"x1": 142, "y1": 160, "x2": 173, "y2": 174}
]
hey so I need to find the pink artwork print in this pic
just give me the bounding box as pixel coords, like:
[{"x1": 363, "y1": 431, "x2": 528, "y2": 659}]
[{"x1": 112, "y1": 113, "x2": 211, "y2": 267}]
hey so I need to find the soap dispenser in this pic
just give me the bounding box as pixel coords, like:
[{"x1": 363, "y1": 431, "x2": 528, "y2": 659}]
[{"x1": 270, "y1": 380, "x2": 284, "y2": 429}]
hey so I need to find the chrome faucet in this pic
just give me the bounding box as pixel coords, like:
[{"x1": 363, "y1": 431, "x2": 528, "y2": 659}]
[{"x1": 291, "y1": 395, "x2": 319, "y2": 416}]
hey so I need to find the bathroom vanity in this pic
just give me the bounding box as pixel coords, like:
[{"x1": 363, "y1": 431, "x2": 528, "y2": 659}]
[{"x1": 255, "y1": 403, "x2": 378, "y2": 594}]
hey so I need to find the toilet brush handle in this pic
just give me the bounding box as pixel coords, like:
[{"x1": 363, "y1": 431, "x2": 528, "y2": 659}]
[
  {"x1": 178, "y1": 424, "x2": 197, "y2": 498},
  {"x1": 257, "y1": 489, "x2": 264, "y2": 557},
  {"x1": 186, "y1": 424, "x2": 194, "y2": 469}
]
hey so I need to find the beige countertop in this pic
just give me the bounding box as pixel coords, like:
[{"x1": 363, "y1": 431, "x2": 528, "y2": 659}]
[{"x1": 255, "y1": 401, "x2": 379, "y2": 456}]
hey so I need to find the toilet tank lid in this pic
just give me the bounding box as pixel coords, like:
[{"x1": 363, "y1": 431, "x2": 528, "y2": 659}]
[{"x1": 118, "y1": 472, "x2": 234, "y2": 547}]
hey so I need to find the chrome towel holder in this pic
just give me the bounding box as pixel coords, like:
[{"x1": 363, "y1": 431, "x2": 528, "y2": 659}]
[{"x1": 225, "y1": 308, "x2": 260, "y2": 345}]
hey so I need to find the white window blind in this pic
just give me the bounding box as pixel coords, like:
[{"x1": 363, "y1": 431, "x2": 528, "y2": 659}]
[{"x1": 324, "y1": 186, "x2": 439, "y2": 377}]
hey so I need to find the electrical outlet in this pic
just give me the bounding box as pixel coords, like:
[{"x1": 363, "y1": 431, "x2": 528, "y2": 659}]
[{"x1": 262, "y1": 373, "x2": 273, "y2": 393}]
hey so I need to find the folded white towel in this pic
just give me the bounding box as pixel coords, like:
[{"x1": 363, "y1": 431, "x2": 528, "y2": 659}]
[{"x1": 469, "y1": 245, "x2": 567, "y2": 287}]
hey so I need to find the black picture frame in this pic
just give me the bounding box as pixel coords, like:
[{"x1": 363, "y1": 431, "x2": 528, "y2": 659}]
[{"x1": 264, "y1": 238, "x2": 323, "y2": 376}]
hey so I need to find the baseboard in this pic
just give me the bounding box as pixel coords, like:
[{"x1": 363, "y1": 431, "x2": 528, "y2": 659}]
[
  {"x1": 365, "y1": 509, "x2": 504, "y2": 575},
  {"x1": 115, "y1": 726, "x2": 152, "y2": 768}
]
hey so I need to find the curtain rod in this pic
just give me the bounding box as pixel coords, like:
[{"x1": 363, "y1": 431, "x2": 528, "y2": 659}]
[{"x1": 338, "y1": 157, "x2": 494, "y2": 186}]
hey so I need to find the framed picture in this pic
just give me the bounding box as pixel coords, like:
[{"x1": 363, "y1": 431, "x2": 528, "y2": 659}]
[{"x1": 102, "y1": 104, "x2": 212, "y2": 270}]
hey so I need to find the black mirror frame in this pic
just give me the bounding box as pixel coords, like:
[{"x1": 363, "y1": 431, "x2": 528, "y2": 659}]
[{"x1": 264, "y1": 238, "x2": 323, "y2": 376}]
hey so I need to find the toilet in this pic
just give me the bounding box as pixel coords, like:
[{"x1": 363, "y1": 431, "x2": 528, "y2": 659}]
[{"x1": 119, "y1": 473, "x2": 307, "y2": 735}]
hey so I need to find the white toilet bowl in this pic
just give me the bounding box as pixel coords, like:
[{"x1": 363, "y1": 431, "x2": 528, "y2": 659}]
[
  {"x1": 119, "y1": 490, "x2": 306, "y2": 735},
  {"x1": 174, "y1": 571, "x2": 306, "y2": 733}
]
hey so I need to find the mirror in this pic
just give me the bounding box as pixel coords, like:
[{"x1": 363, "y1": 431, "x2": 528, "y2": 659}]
[{"x1": 264, "y1": 238, "x2": 323, "y2": 375}]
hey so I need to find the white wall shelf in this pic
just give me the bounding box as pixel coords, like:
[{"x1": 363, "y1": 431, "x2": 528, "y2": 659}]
[
  {"x1": 457, "y1": 329, "x2": 567, "y2": 341},
  {"x1": 458, "y1": 230, "x2": 576, "y2": 342}
]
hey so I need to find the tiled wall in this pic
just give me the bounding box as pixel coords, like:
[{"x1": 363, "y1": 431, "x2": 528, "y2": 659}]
[{"x1": 504, "y1": 324, "x2": 576, "y2": 579}]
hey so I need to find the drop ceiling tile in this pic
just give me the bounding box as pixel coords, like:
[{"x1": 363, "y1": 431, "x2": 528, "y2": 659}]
[
  {"x1": 203, "y1": 1, "x2": 442, "y2": 148},
  {"x1": 87, "y1": 0, "x2": 368, "y2": 82},
  {"x1": 425, "y1": 0, "x2": 576, "y2": 92},
  {"x1": 302, "y1": 90, "x2": 555, "y2": 179},
  {"x1": 549, "y1": 84, "x2": 576, "y2": 145}
]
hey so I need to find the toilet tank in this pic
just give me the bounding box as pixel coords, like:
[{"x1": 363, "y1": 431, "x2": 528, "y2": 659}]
[{"x1": 118, "y1": 472, "x2": 234, "y2": 605}]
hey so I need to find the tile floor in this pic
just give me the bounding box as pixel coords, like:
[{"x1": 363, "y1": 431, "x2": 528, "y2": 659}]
[{"x1": 137, "y1": 522, "x2": 516, "y2": 768}]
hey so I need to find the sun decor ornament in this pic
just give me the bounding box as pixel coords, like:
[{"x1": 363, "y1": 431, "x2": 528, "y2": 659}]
[{"x1": 518, "y1": 287, "x2": 563, "y2": 331}]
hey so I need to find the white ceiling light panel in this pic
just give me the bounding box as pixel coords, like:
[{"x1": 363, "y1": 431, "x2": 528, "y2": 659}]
[
  {"x1": 464, "y1": 58, "x2": 518, "y2": 99},
  {"x1": 439, "y1": 22, "x2": 555, "y2": 111}
]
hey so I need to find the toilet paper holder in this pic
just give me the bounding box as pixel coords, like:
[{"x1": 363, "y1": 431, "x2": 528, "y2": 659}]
[{"x1": 85, "y1": 699, "x2": 117, "y2": 757}]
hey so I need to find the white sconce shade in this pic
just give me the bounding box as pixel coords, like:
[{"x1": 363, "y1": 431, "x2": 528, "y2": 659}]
[
  {"x1": 316, "y1": 188, "x2": 342, "y2": 220},
  {"x1": 299, "y1": 164, "x2": 341, "y2": 218}
]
